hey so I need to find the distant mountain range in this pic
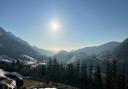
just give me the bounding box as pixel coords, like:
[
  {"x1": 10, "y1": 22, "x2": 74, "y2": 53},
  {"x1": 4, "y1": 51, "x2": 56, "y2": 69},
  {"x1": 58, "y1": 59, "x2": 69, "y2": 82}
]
[
  {"x1": 0, "y1": 27, "x2": 128, "y2": 65},
  {"x1": 56, "y1": 39, "x2": 128, "y2": 64},
  {"x1": 76, "y1": 41, "x2": 120, "y2": 55}
]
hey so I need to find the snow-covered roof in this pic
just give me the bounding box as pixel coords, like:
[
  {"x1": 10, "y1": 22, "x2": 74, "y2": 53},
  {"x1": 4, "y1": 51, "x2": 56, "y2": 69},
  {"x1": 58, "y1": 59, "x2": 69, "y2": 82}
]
[
  {"x1": 0, "y1": 69, "x2": 23, "y2": 80},
  {"x1": 0, "y1": 69, "x2": 6, "y2": 77}
]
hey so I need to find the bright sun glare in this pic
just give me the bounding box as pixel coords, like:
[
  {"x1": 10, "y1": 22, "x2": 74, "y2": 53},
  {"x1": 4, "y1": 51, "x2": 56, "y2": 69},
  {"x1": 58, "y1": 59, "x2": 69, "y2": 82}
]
[{"x1": 50, "y1": 20, "x2": 61, "y2": 32}]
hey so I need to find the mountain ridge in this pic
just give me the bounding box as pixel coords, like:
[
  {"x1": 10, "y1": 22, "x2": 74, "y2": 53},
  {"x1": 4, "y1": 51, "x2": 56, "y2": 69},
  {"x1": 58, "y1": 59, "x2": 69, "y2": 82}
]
[
  {"x1": 0, "y1": 27, "x2": 128, "y2": 65},
  {"x1": 0, "y1": 27, "x2": 42, "y2": 60}
]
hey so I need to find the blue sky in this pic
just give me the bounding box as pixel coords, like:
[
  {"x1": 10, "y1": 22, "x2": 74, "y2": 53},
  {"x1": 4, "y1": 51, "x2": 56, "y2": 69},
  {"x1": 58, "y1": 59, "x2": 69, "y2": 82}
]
[{"x1": 0, "y1": 0, "x2": 128, "y2": 51}]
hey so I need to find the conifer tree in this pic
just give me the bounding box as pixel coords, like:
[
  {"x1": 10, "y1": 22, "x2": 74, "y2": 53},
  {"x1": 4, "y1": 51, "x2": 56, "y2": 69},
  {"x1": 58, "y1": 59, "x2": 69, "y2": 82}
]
[
  {"x1": 75, "y1": 61, "x2": 80, "y2": 85},
  {"x1": 94, "y1": 64, "x2": 103, "y2": 89},
  {"x1": 118, "y1": 65, "x2": 126, "y2": 89},
  {"x1": 88, "y1": 65, "x2": 94, "y2": 89},
  {"x1": 67, "y1": 63, "x2": 75, "y2": 84},
  {"x1": 81, "y1": 63, "x2": 88, "y2": 89},
  {"x1": 105, "y1": 61, "x2": 112, "y2": 89},
  {"x1": 111, "y1": 59, "x2": 118, "y2": 89}
]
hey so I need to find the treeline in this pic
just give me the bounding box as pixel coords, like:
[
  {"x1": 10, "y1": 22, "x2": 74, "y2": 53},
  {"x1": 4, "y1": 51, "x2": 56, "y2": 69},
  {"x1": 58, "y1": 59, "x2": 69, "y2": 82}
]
[{"x1": 0, "y1": 59, "x2": 128, "y2": 89}]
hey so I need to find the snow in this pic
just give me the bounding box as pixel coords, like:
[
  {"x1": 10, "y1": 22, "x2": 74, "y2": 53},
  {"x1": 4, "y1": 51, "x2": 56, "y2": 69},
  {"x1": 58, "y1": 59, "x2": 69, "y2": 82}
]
[
  {"x1": 22, "y1": 55, "x2": 35, "y2": 60},
  {"x1": 0, "y1": 69, "x2": 23, "y2": 88},
  {"x1": 39, "y1": 62, "x2": 46, "y2": 65},
  {"x1": 0, "y1": 59, "x2": 12, "y2": 63},
  {"x1": 21, "y1": 55, "x2": 37, "y2": 65},
  {"x1": 26, "y1": 61, "x2": 36, "y2": 65},
  {"x1": 0, "y1": 69, "x2": 16, "y2": 89},
  {"x1": 6, "y1": 72, "x2": 23, "y2": 80},
  {"x1": 5, "y1": 79, "x2": 16, "y2": 89},
  {"x1": 0, "y1": 69, "x2": 6, "y2": 77}
]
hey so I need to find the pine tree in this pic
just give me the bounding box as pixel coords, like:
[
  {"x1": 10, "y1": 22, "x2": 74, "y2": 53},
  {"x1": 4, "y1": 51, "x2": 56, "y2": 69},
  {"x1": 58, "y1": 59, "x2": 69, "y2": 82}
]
[
  {"x1": 47, "y1": 58, "x2": 53, "y2": 81},
  {"x1": 118, "y1": 65, "x2": 126, "y2": 89},
  {"x1": 52, "y1": 57, "x2": 59, "y2": 81},
  {"x1": 75, "y1": 61, "x2": 80, "y2": 86},
  {"x1": 88, "y1": 65, "x2": 94, "y2": 89},
  {"x1": 81, "y1": 63, "x2": 88, "y2": 89},
  {"x1": 41, "y1": 65, "x2": 46, "y2": 78},
  {"x1": 67, "y1": 63, "x2": 75, "y2": 84},
  {"x1": 111, "y1": 59, "x2": 118, "y2": 89},
  {"x1": 94, "y1": 64, "x2": 103, "y2": 89},
  {"x1": 105, "y1": 61, "x2": 112, "y2": 89}
]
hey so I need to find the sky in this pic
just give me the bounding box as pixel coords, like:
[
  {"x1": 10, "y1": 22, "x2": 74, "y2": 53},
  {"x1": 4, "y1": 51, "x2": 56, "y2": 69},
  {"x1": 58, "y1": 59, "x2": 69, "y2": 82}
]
[{"x1": 0, "y1": 0, "x2": 128, "y2": 52}]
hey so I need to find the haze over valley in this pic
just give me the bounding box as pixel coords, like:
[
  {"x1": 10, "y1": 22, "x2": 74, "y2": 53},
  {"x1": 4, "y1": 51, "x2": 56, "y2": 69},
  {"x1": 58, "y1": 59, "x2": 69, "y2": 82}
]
[{"x1": 0, "y1": 0, "x2": 128, "y2": 89}]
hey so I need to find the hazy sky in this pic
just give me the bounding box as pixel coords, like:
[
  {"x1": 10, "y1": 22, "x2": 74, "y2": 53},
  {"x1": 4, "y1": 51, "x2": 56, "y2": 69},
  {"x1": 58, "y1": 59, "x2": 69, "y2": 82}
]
[{"x1": 0, "y1": 0, "x2": 128, "y2": 51}]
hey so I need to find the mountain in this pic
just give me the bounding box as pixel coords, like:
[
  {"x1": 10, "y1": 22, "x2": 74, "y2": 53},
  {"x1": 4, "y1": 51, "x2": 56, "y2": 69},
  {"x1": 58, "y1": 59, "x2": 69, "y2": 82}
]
[
  {"x1": 0, "y1": 27, "x2": 128, "y2": 66},
  {"x1": 0, "y1": 27, "x2": 54, "y2": 63},
  {"x1": 114, "y1": 38, "x2": 128, "y2": 58},
  {"x1": 76, "y1": 41, "x2": 120, "y2": 55},
  {"x1": 0, "y1": 27, "x2": 41, "y2": 59},
  {"x1": 55, "y1": 50, "x2": 70, "y2": 63},
  {"x1": 57, "y1": 50, "x2": 69, "y2": 55},
  {"x1": 56, "y1": 41, "x2": 120, "y2": 63},
  {"x1": 99, "y1": 38, "x2": 128, "y2": 60},
  {"x1": 32, "y1": 46, "x2": 55, "y2": 56}
]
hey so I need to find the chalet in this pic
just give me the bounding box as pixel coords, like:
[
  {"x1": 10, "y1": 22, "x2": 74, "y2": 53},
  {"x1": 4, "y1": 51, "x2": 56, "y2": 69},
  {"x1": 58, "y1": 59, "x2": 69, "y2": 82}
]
[{"x1": 0, "y1": 69, "x2": 23, "y2": 89}]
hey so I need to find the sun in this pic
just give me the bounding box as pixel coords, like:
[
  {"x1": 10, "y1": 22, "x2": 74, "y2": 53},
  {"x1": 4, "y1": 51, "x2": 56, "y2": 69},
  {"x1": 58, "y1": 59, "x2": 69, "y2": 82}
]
[
  {"x1": 52, "y1": 23, "x2": 58, "y2": 29},
  {"x1": 50, "y1": 20, "x2": 61, "y2": 32}
]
